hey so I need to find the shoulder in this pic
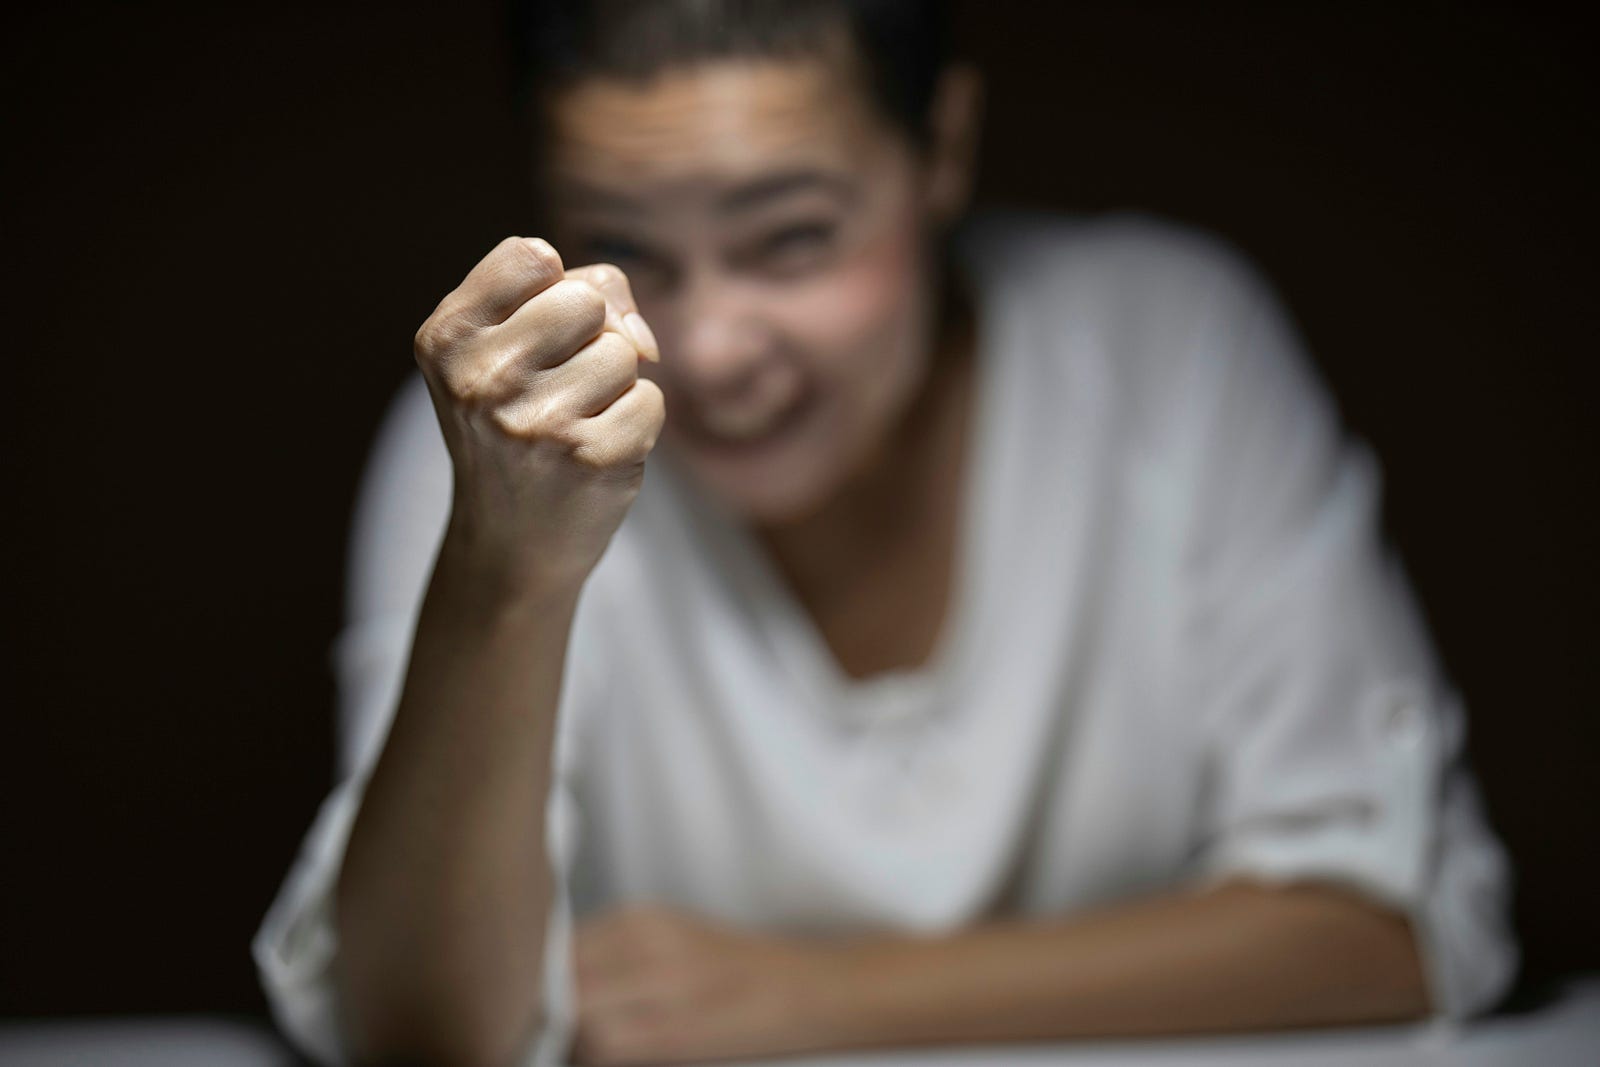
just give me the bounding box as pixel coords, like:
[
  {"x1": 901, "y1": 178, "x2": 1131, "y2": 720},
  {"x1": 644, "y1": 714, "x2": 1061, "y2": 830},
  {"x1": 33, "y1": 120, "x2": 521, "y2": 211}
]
[
  {"x1": 957, "y1": 208, "x2": 1277, "y2": 334},
  {"x1": 957, "y1": 210, "x2": 1293, "y2": 453},
  {"x1": 953, "y1": 209, "x2": 1280, "y2": 391}
]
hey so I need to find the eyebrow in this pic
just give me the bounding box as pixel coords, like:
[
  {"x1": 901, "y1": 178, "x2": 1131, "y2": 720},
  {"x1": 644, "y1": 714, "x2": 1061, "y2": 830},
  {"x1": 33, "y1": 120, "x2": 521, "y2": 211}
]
[
  {"x1": 558, "y1": 168, "x2": 856, "y2": 217},
  {"x1": 716, "y1": 169, "x2": 857, "y2": 215}
]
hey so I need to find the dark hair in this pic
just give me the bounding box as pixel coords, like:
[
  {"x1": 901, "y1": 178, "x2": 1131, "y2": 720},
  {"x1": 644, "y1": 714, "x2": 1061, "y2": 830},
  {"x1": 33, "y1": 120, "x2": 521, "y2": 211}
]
[{"x1": 509, "y1": 0, "x2": 954, "y2": 146}]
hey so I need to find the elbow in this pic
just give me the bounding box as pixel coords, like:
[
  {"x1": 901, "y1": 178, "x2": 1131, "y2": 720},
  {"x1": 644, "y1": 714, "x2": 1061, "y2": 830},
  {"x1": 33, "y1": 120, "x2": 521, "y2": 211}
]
[
  {"x1": 339, "y1": 950, "x2": 546, "y2": 1067},
  {"x1": 334, "y1": 883, "x2": 550, "y2": 1066},
  {"x1": 1273, "y1": 879, "x2": 1435, "y2": 1023},
  {"x1": 349, "y1": 1006, "x2": 546, "y2": 1067}
]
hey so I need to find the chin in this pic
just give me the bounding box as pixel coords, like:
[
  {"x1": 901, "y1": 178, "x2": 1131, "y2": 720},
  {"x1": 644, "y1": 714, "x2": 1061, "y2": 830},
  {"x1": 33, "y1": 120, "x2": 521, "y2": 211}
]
[
  {"x1": 663, "y1": 416, "x2": 850, "y2": 527},
  {"x1": 718, "y1": 472, "x2": 836, "y2": 525}
]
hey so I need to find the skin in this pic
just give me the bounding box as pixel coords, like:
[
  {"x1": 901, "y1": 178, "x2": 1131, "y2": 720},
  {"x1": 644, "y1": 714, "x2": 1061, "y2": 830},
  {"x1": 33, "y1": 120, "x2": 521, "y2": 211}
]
[
  {"x1": 545, "y1": 56, "x2": 982, "y2": 680},
  {"x1": 546, "y1": 60, "x2": 943, "y2": 526},
  {"x1": 335, "y1": 47, "x2": 1430, "y2": 1067},
  {"x1": 337, "y1": 241, "x2": 664, "y2": 1067}
]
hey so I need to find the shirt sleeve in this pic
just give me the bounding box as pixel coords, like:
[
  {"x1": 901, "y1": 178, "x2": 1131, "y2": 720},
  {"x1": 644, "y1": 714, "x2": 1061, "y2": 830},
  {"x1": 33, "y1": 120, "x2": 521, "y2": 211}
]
[
  {"x1": 251, "y1": 373, "x2": 589, "y2": 1065},
  {"x1": 1174, "y1": 252, "x2": 1518, "y2": 1021}
]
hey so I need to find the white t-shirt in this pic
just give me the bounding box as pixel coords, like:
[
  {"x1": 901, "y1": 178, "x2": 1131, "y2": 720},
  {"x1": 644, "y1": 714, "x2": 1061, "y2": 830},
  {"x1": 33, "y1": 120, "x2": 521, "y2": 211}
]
[{"x1": 254, "y1": 212, "x2": 1518, "y2": 1066}]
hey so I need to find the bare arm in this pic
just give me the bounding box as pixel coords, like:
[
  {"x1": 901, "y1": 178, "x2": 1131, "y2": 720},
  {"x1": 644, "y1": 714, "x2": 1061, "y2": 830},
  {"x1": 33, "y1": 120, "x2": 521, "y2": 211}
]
[
  {"x1": 335, "y1": 239, "x2": 663, "y2": 1067},
  {"x1": 570, "y1": 880, "x2": 1428, "y2": 1064},
  {"x1": 816, "y1": 879, "x2": 1429, "y2": 1049},
  {"x1": 336, "y1": 547, "x2": 578, "y2": 1067}
]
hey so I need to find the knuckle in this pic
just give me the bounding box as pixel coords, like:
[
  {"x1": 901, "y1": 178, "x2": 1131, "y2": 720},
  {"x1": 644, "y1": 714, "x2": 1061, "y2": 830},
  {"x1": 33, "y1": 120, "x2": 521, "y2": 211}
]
[
  {"x1": 510, "y1": 395, "x2": 569, "y2": 442},
  {"x1": 509, "y1": 235, "x2": 563, "y2": 279},
  {"x1": 415, "y1": 291, "x2": 482, "y2": 357},
  {"x1": 482, "y1": 380, "x2": 542, "y2": 432},
  {"x1": 548, "y1": 418, "x2": 587, "y2": 454},
  {"x1": 435, "y1": 352, "x2": 483, "y2": 401},
  {"x1": 436, "y1": 364, "x2": 470, "y2": 401},
  {"x1": 450, "y1": 348, "x2": 514, "y2": 406},
  {"x1": 472, "y1": 238, "x2": 564, "y2": 316},
  {"x1": 624, "y1": 380, "x2": 667, "y2": 452},
  {"x1": 551, "y1": 279, "x2": 608, "y2": 333},
  {"x1": 570, "y1": 438, "x2": 616, "y2": 472},
  {"x1": 635, "y1": 377, "x2": 666, "y2": 421},
  {"x1": 413, "y1": 313, "x2": 455, "y2": 361},
  {"x1": 530, "y1": 235, "x2": 564, "y2": 270},
  {"x1": 496, "y1": 233, "x2": 558, "y2": 267},
  {"x1": 590, "y1": 331, "x2": 638, "y2": 379},
  {"x1": 586, "y1": 262, "x2": 624, "y2": 289},
  {"x1": 488, "y1": 402, "x2": 531, "y2": 440}
]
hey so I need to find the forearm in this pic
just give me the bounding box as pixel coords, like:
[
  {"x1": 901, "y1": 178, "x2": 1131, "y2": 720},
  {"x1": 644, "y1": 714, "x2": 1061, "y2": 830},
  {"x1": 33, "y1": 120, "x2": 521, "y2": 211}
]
[
  {"x1": 337, "y1": 530, "x2": 581, "y2": 1066},
  {"x1": 815, "y1": 880, "x2": 1430, "y2": 1049}
]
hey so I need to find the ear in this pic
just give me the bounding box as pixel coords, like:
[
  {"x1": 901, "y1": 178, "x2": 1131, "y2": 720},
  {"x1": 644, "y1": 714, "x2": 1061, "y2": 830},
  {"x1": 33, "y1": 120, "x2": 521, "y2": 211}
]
[{"x1": 923, "y1": 64, "x2": 985, "y2": 225}]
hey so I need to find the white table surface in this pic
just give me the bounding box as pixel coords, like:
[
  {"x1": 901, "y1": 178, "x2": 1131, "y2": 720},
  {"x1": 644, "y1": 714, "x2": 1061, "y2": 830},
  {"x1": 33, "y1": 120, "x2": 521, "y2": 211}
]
[{"x1": 2, "y1": 978, "x2": 1596, "y2": 1066}]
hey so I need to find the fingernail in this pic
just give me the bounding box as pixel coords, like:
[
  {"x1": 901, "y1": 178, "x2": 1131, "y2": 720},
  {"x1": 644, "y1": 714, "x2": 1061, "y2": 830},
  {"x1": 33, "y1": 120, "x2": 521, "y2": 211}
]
[{"x1": 622, "y1": 312, "x2": 660, "y2": 362}]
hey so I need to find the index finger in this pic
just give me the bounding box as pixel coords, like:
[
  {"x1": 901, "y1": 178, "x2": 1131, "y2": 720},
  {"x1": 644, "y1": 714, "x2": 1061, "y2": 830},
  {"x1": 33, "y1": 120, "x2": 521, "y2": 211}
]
[{"x1": 447, "y1": 236, "x2": 566, "y2": 330}]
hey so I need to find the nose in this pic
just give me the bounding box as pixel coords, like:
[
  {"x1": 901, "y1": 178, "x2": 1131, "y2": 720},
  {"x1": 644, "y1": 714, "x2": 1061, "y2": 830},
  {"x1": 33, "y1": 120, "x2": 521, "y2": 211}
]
[{"x1": 668, "y1": 271, "x2": 770, "y2": 399}]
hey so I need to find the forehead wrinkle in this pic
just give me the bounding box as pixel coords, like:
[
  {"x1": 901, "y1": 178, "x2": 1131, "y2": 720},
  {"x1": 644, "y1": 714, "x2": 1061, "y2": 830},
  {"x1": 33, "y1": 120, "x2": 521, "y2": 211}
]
[{"x1": 546, "y1": 58, "x2": 884, "y2": 191}]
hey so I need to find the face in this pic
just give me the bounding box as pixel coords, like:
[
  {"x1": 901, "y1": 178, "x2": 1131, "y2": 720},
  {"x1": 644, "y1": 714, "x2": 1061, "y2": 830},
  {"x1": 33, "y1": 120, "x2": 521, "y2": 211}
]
[{"x1": 543, "y1": 56, "x2": 964, "y2": 525}]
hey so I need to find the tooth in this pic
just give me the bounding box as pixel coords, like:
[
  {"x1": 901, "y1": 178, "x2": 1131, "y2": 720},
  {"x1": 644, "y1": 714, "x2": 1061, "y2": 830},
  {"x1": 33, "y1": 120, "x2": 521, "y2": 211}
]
[{"x1": 703, "y1": 404, "x2": 782, "y2": 440}]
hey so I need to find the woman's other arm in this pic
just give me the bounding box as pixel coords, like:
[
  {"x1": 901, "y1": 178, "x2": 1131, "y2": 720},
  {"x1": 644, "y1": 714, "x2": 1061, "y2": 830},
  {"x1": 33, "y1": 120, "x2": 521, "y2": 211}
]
[
  {"x1": 812, "y1": 879, "x2": 1428, "y2": 1046},
  {"x1": 567, "y1": 880, "x2": 1425, "y2": 1064},
  {"x1": 567, "y1": 229, "x2": 1504, "y2": 1066}
]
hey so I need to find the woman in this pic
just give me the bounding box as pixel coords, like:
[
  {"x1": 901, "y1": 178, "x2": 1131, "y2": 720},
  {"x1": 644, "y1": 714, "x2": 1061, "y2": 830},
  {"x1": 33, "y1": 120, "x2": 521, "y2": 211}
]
[{"x1": 255, "y1": 2, "x2": 1516, "y2": 1064}]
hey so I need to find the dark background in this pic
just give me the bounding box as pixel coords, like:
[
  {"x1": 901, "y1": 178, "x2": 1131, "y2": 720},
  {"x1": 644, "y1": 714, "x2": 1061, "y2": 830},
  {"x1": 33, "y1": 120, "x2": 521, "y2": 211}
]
[{"x1": 4, "y1": 2, "x2": 1595, "y2": 1020}]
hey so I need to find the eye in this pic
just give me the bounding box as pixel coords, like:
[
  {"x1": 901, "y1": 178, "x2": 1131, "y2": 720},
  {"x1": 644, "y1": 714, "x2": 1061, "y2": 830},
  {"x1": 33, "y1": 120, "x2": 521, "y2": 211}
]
[
  {"x1": 582, "y1": 234, "x2": 648, "y2": 266},
  {"x1": 749, "y1": 221, "x2": 837, "y2": 275},
  {"x1": 578, "y1": 234, "x2": 675, "y2": 294},
  {"x1": 764, "y1": 222, "x2": 833, "y2": 255}
]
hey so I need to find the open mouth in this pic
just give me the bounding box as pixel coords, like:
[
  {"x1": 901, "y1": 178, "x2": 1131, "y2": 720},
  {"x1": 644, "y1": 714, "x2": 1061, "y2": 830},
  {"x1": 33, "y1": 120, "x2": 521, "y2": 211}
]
[{"x1": 680, "y1": 388, "x2": 815, "y2": 453}]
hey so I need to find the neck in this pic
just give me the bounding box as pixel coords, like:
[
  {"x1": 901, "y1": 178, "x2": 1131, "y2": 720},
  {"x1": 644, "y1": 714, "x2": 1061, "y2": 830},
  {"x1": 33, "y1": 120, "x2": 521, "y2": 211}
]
[{"x1": 755, "y1": 271, "x2": 977, "y2": 596}]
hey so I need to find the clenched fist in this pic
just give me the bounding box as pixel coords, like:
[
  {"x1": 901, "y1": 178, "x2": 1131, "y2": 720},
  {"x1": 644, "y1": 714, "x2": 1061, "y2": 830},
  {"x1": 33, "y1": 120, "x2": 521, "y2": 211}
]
[{"x1": 414, "y1": 236, "x2": 665, "y2": 593}]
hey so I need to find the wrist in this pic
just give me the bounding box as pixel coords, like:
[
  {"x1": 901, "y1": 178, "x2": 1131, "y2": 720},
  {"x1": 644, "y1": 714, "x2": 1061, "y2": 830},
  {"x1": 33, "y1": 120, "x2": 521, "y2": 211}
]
[
  {"x1": 433, "y1": 523, "x2": 588, "y2": 621},
  {"x1": 792, "y1": 937, "x2": 898, "y2": 1051}
]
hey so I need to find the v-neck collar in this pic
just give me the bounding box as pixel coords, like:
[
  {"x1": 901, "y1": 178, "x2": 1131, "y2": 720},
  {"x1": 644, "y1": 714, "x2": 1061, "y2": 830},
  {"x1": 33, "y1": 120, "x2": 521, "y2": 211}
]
[{"x1": 658, "y1": 223, "x2": 1018, "y2": 730}]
